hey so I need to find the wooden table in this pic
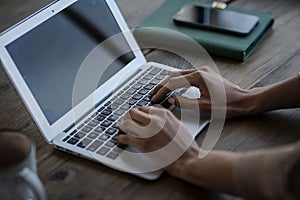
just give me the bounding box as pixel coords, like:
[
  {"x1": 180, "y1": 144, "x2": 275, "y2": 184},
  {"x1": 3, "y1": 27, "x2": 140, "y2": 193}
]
[{"x1": 1, "y1": 0, "x2": 300, "y2": 199}]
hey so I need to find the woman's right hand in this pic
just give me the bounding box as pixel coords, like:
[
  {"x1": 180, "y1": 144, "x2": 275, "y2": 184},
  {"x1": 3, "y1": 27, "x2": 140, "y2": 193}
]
[{"x1": 150, "y1": 66, "x2": 256, "y2": 119}]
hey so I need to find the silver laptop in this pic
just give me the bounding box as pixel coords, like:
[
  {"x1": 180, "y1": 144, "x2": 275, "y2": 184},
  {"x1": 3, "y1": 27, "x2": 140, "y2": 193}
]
[{"x1": 0, "y1": 0, "x2": 208, "y2": 180}]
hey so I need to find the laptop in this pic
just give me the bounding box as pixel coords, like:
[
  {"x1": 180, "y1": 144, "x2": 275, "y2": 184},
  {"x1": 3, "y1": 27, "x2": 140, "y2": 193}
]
[{"x1": 0, "y1": 0, "x2": 209, "y2": 180}]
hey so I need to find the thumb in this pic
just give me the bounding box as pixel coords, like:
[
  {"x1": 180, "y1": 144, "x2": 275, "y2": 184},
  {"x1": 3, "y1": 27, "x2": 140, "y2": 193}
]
[{"x1": 168, "y1": 96, "x2": 201, "y2": 111}]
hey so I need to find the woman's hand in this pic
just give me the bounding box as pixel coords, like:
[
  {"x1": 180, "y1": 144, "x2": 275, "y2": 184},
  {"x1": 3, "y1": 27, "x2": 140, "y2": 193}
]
[
  {"x1": 150, "y1": 66, "x2": 255, "y2": 119},
  {"x1": 117, "y1": 106, "x2": 200, "y2": 177},
  {"x1": 117, "y1": 106, "x2": 241, "y2": 194}
]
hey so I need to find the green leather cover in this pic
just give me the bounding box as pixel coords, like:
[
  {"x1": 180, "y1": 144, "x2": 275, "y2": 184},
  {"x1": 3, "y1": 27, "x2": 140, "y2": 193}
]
[{"x1": 137, "y1": 0, "x2": 274, "y2": 61}]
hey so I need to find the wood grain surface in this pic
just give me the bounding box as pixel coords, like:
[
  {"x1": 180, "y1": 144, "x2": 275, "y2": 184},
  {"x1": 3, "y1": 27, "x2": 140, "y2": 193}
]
[{"x1": 0, "y1": 0, "x2": 299, "y2": 199}]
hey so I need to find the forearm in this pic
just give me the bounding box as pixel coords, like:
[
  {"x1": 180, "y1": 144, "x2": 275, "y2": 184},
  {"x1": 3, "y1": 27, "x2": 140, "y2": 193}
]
[
  {"x1": 234, "y1": 142, "x2": 300, "y2": 200},
  {"x1": 248, "y1": 74, "x2": 300, "y2": 114},
  {"x1": 171, "y1": 142, "x2": 300, "y2": 200}
]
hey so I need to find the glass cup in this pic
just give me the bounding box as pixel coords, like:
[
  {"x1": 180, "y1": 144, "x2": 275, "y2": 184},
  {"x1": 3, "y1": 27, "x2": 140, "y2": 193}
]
[{"x1": 0, "y1": 131, "x2": 47, "y2": 200}]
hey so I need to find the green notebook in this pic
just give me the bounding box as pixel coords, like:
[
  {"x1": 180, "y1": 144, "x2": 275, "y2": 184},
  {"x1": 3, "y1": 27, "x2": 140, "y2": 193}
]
[{"x1": 136, "y1": 0, "x2": 274, "y2": 61}]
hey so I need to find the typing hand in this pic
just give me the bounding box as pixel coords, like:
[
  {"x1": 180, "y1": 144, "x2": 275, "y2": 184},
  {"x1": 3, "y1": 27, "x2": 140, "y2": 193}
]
[
  {"x1": 117, "y1": 106, "x2": 199, "y2": 175},
  {"x1": 149, "y1": 66, "x2": 252, "y2": 119}
]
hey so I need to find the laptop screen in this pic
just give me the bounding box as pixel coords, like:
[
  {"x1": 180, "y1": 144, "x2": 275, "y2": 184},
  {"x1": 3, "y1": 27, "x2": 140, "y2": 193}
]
[{"x1": 5, "y1": 0, "x2": 135, "y2": 125}]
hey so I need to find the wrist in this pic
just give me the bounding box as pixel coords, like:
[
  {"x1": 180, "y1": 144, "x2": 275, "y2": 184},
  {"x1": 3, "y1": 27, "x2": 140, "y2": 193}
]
[
  {"x1": 244, "y1": 87, "x2": 266, "y2": 115},
  {"x1": 165, "y1": 144, "x2": 199, "y2": 179},
  {"x1": 176, "y1": 151, "x2": 242, "y2": 194},
  {"x1": 226, "y1": 87, "x2": 261, "y2": 118},
  {"x1": 247, "y1": 87, "x2": 273, "y2": 115}
]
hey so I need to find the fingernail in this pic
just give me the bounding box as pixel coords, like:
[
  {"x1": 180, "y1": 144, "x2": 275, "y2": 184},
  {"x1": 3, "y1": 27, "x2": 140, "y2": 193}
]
[
  {"x1": 168, "y1": 97, "x2": 175, "y2": 104},
  {"x1": 117, "y1": 135, "x2": 123, "y2": 143},
  {"x1": 151, "y1": 95, "x2": 157, "y2": 102}
]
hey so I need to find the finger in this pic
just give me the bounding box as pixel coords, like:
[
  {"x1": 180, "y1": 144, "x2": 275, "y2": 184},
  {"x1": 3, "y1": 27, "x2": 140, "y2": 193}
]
[
  {"x1": 169, "y1": 96, "x2": 212, "y2": 115},
  {"x1": 149, "y1": 69, "x2": 197, "y2": 96},
  {"x1": 151, "y1": 76, "x2": 187, "y2": 103},
  {"x1": 167, "y1": 96, "x2": 200, "y2": 110},
  {"x1": 151, "y1": 73, "x2": 200, "y2": 103},
  {"x1": 117, "y1": 134, "x2": 141, "y2": 147},
  {"x1": 138, "y1": 106, "x2": 150, "y2": 113},
  {"x1": 139, "y1": 106, "x2": 166, "y2": 116},
  {"x1": 127, "y1": 108, "x2": 151, "y2": 125},
  {"x1": 119, "y1": 119, "x2": 154, "y2": 138}
]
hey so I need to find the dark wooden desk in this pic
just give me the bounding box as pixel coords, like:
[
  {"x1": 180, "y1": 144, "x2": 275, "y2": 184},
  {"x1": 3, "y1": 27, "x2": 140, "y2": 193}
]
[{"x1": 1, "y1": 0, "x2": 300, "y2": 199}]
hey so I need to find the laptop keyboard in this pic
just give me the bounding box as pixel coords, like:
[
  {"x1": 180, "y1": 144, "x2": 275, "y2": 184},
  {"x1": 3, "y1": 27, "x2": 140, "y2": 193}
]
[{"x1": 62, "y1": 66, "x2": 172, "y2": 160}]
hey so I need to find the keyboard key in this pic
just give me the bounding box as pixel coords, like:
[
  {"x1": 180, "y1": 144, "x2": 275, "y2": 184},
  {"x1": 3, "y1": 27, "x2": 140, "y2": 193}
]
[
  {"x1": 132, "y1": 84, "x2": 142, "y2": 90},
  {"x1": 143, "y1": 96, "x2": 151, "y2": 102},
  {"x1": 104, "y1": 101, "x2": 111, "y2": 106},
  {"x1": 110, "y1": 96, "x2": 117, "y2": 102},
  {"x1": 143, "y1": 74, "x2": 154, "y2": 80},
  {"x1": 74, "y1": 132, "x2": 86, "y2": 139},
  {"x1": 141, "y1": 71, "x2": 147, "y2": 76},
  {"x1": 113, "y1": 146, "x2": 123, "y2": 153},
  {"x1": 120, "y1": 104, "x2": 130, "y2": 110},
  {"x1": 112, "y1": 123, "x2": 118, "y2": 129},
  {"x1": 113, "y1": 99, "x2": 124, "y2": 105},
  {"x1": 156, "y1": 74, "x2": 165, "y2": 80},
  {"x1": 76, "y1": 124, "x2": 84, "y2": 129},
  {"x1": 87, "y1": 132, "x2": 99, "y2": 139},
  {"x1": 126, "y1": 89, "x2": 136, "y2": 95},
  {"x1": 98, "y1": 106, "x2": 105, "y2": 112},
  {"x1": 105, "y1": 140, "x2": 117, "y2": 148},
  {"x1": 161, "y1": 70, "x2": 171, "y2": 76},
  {"x1": 107, "y1": 104, "x2": 118, "y2": 110},
  {"x1": 96, "y1": 114, "x2": 106, "y2": 122},
  {"x1": 117, "y1": 90, "x2": 123, "y2": 96},
  {"x1": 117, "y1": 143, "x2": 128, "y2": 150},
  {"x1": 137, "y1": 100, "x2": 149, "y2": 106},
  {"x1": 149, "y1": 79, "x2": 160, "y2": 85},
  {"x1": 81, "y1": 126, "x2": 92, "y2": 133},
  {"x1": 69, "y1": 130, "x2": 77, "y2": 136},
  {"x1": 114, "y1": 109, "x2": 126, "y2": 116},
  {"x1": 128, "y1": 99, "x2": 137, "y2": 105},
  {"x1": 144, "y1": 84, "x2": 155, "y2": 90},
  {"x1": 120, "y1": 93, "x2": 131, "y2": 100},
  {"x1": 107, "y1": 151, "x2": 119, "y2": 159},
  {"x1": 106, "y1": 128, "x2": 117, "y2": 135},
  {"x1": 101, "y1": 120, "x2": 112, "y2": 127},
  {"x1": 107, "y1": 115, "x2": 118, "y2": 121},
  {"x1": 138, "y1": 79, "x2": 148, "y2": 85},
  {"x1": 111, "y1": 134, "x2": 118, "y2": 141},
  {"x1": 77, "y1": 138, "x2": 92, "y2": 148},
  {"x1": 132, "y1": 94, "x2": 143, "y2": 100},
  {"x1": 123, "y1": 85, "x2": 130, "y2": 91},
  {"x1": 97, "y1": 147, "x2": 110, "y2": 155},
  {"x1": 134, "y1": 76, "x2": 142, "y2": 81},
  {"x1": 149, "y1": 68, "x2": 161, "y2": 75},
  {"x1": 87, "y1": 140, "x2": 103, "y2": 152},
  {"x1": 99, "y1": 134, "x2": 110, "y2": 141},
  {"x1": 88, "y1": 120, "x2": 98, "y2": 127},
  {"x1": 101, "y1": 109, "x2": 112, "y2": 116},
  {"x1": 94, "y1": 126, "x2": 106, "y2": 133},
  {"x1": 138, "y1": 89, "x2": 148, "y2": 95},
  {"x1": 67, "y1": 138, "x2": 79, "y2": 145},
  {"x1": 84, "y1": 117, "x2": 92, "y2": 124},
  {"x1": 147, "y1": 66, "x2": 154, "y2": 71},
  {"x1": 62, "y1": 136, "x2": 70, "y2": 142}
]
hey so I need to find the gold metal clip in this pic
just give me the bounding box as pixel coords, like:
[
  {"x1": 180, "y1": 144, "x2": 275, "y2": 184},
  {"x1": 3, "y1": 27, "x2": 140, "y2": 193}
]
[{"x1": 212, "y1": 1, "x2": 227, "y2": 9}]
